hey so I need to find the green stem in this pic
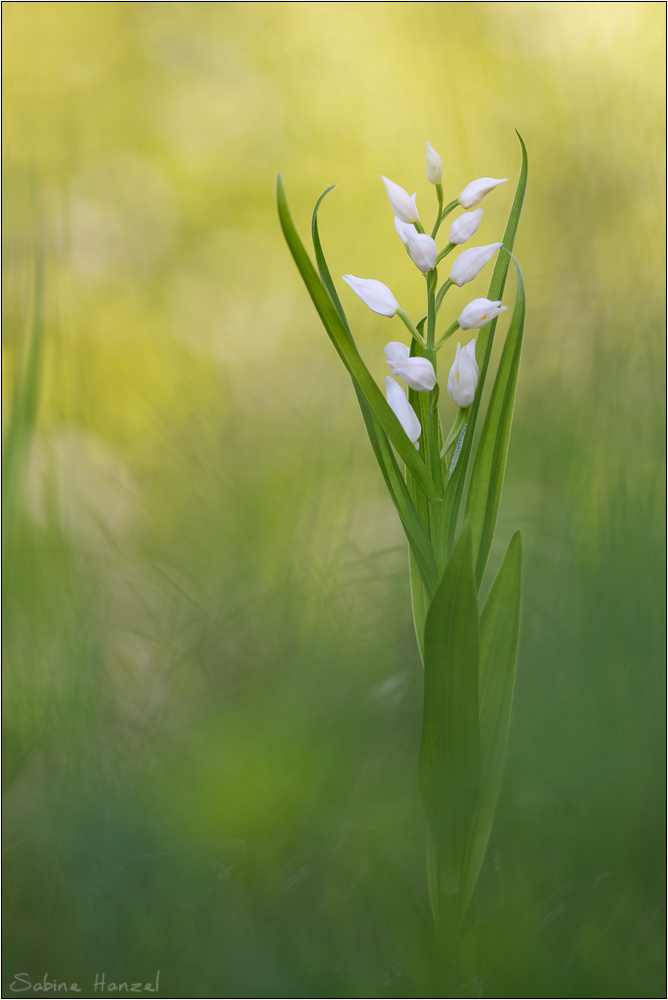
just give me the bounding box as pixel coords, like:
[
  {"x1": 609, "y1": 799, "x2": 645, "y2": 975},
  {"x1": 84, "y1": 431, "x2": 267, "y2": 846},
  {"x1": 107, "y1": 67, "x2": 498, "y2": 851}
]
[
  {"x1": 426, "y1": 270, "x2": 437, "y2": 354},
  {"x1": 440, "y1": 407, "x2": 468, "y2": 460},
  {"x1": 431, "y1": 184, "x2": 444, "y2": 238},
  {"x1": 424, "y1": 271, "x2": 443, "y2": 497},
  {"x1": 436, "y1": 243, "x2": 456, "y2": 264},
  {"x1": 432, "y1": 198, "x2": 458, "y2": 239},
  {"x1": 435, "y1": 320, "x2": 460, "y2": 351},
  {"x1": 435, "y1": 279, "x2": 452, "y2": 313},
  {"x1": 397, "y1": 308, "x2": 427, "y2": 347}
]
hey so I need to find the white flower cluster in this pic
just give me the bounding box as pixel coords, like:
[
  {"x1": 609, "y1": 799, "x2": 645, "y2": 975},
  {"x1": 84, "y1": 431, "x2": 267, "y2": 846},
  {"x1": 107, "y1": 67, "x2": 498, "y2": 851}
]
[{"x1": 341, "y1": 142, "x2": 510, "y2": 438}]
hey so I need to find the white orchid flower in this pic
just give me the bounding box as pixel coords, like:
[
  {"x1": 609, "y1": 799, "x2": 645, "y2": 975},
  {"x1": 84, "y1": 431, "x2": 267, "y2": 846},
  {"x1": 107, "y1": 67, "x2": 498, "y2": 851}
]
[
  {"x1": 458, "y1": 297, "x2": 507, "y2": 330},
  {"x1": 425, "y1": 141, "x2": 443, "y2": 185},
  {"x1": 458, "y1": 176, "x2": 508, "y2": 209},
  {"x1": 449, "y1": 243, "x2": 503, "y2": 287},
  {"x1": 449, "y1": 208, "x2": 483, "y2": 246},
  {"x1": 405, "y1": 229, "x2": 437, "y2": 273},
  {"x1": 384, "y1": 342, "x2": 436, "y2": 391},
  {"x1": 394, "y1": 194, "x2": 418, "y2": 244},
  {"x1": 386, "y1": 376, "x2": 422, "y2": 447},
  {"x1": 342, "y1": 275, "x2": 400, "y2": 317},
  {"x1": 447, "y1": 340, "x2": 479, "y2": 408},
  {"x1": 381, "y1": 175, "x2": 420, "y2": 224}
]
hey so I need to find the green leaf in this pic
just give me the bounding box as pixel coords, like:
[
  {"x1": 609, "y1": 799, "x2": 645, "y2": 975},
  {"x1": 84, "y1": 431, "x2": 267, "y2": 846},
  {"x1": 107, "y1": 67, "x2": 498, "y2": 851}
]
[
  {"x1": 477, "y1": 131, "x2": 528, "y2": 362},
  {"x1": 310, "y1": 185, "x2": 439, "y2": 595},
  {"x1": 459, "y1": 532, "x2": 522, "y2": 919},
  {"x1": 436, "y1": 132, "x2": 528, "y2": 564},
  {"x1": 408, "y1": 549, "x2": 429, "y2": 661},
  {"x1": 465, "y1": 257, "x2": 525, "y2": 587},
  {"x1": 276, "y1": 173, "x2": 440, "y2": 502},
  {"x1": 311, "y1": 185, "x2": 351, "y2": 334},
  {"x1": 419, "y1": 522, "x2": 481, "y2": 921}
]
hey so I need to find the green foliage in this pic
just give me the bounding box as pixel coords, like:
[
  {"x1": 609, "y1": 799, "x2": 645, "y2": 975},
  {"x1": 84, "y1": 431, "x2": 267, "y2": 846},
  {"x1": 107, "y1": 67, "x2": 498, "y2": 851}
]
[
  {"x1": 418, "y1": 522, "x2": 480, "y2": 940},
  {"x1": 466, "y1": 259, "x2": 526, "y2": 587}
]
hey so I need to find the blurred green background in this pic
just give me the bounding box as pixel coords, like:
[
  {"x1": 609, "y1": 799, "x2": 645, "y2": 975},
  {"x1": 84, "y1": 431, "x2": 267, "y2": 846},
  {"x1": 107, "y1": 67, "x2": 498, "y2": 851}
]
[{"x1": 3, "y1": 3, "x2": 664, "y2": 997}]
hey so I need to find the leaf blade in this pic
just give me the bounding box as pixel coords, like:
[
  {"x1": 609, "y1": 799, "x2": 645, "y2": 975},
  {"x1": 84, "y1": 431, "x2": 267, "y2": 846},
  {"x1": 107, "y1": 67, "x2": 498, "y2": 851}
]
[
  {"x1": 466, "y1": 257, "x2": 526, "y2": 587},
  {"x1": 419, "y1": 522, "x2": 481, "y2": 911},
  {"x1": 311, "y1": 185, "x2": 351, "y2": 334}
]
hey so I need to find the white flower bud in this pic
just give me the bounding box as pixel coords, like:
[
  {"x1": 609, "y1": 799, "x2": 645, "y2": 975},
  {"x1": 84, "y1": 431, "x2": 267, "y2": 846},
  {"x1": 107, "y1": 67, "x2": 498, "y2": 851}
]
[
  {"x1": 384, "y1": 342, "x2": 437, "y2": 392},
  {"x1": 394, "y1": 194, "x2": 418, "y2": 244},
  {"x1": 447, "y1": 340, "x2": 479, "y2": 408},
  {"x1": 425, "y1": 141, "x2": 443, "y2": 185},
  {"x1": 381, "y1": 175, "x2": 420, "y2": 224},
  {"x1": 449, "y1": 243, "x2": 503, "y2": 287},
  {"x1": 458, "y1": 297, "x2": 507, "y2": 330},
  {"x1": 405, "y1": 228, "x2": 437, "y2": 273},
  {"x1": 449, "y1": 208, "x2": 483, "y2": 245},
  {"x1": 342, "y1": 275, "x2": 400, "y2": 317},
  {"x1": 386, "y1": 376, "x2": 422, "y2": 447},
  {"x1": 458, "y1": 177, "x2": 508, "y2": 210}
]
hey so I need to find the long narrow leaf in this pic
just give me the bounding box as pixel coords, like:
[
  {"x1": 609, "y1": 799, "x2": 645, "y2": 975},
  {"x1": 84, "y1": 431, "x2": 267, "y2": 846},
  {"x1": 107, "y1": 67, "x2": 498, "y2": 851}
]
[
  {"x1": 310, "y1": 186, "x2": 439, "y2": 593},
  {"x1": 311, "y1": 185, "x2": 351, "y2": 334},
  {"x1": 466, "y1": 257, "x2": 525, "y2": 587},
  {"x1": 419, "y1": 522, "x2": 481, "y2": 908},
  {"x1": 277, "y1": 173, "x2": 440, "y2": 501},
  {"x1": 460, "y1": 532, "x2": 522, "y2": 918},
  {"x1": 408, "y1": 549, "x2": 429, "y2": 661},
  {"x1": 436, "y1": 132, "x2": 528, "y2": 563}
]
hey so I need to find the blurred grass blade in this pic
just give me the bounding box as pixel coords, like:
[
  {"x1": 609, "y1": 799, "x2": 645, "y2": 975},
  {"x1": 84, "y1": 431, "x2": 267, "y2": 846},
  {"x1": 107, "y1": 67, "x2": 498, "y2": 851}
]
[
  {"x1": 437, "y1": 133, "x2": 528, "y2": 563},
  {"x1": 466, "y1": 257, "x2": 525, "y2": 587},
  {"x1": 277, "y1": 172, "x2": 440, "y2": 501},
  {"x1": 419, "y1": 521, "x2": 481, "y2": 930},
  {"x1": 2, "y1": 231, "x2": 44, "y2": 570},
  {"x1": 310, "y1": 184, "x2": 439, "y2": 595},
  {"x1": 368, "y1": 833, "x2": 445, "y2": 993},
  {"x1": 460, "y1": 532, "x2": 522, "y2": 918}
]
